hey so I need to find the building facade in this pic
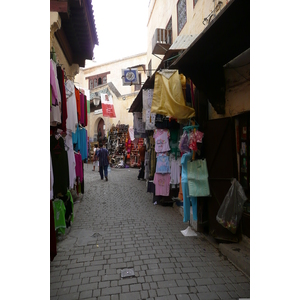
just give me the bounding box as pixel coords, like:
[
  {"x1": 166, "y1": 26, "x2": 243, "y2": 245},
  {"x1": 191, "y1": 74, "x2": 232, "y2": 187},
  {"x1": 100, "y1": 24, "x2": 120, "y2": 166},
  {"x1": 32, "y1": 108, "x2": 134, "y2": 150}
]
[{"x1": 75, "y1": 53, "x2": 148, "y2": 142}]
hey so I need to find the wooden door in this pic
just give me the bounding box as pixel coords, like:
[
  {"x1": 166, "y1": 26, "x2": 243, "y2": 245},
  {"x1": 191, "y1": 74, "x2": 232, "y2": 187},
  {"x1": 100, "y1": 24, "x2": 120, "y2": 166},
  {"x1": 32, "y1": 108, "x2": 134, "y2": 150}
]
[{"x1": 204, "y1": 117, "x2": 240, "y2": 242}]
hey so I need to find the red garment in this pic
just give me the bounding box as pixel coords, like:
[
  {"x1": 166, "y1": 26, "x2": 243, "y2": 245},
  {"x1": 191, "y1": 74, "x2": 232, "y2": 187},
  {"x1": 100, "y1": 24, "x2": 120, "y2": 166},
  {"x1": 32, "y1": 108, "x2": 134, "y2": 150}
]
[
  {"x1": 75, "y1": 88, "x2": 81, "y2": 121},
  {"x1": 80, "y1": 93, "x2": 85, "y2": 125},
  {"x1": 84, "y1": 96, "x2": 88, "y2": 126}
]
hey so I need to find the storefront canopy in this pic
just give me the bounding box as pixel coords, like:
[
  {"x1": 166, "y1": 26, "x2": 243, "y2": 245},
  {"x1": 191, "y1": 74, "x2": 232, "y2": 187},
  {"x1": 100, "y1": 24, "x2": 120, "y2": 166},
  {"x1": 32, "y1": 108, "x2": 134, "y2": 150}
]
[{"x1": 170, "y1": 0, "x2": 250, "y2": 114}]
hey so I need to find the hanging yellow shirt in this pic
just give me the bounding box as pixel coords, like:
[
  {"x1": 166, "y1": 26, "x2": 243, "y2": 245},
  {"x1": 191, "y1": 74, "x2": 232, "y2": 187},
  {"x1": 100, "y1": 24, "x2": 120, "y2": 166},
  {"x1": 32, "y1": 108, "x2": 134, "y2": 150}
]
[{"x1": 151, "y1": 70, "x2": 195, "y2": 120}]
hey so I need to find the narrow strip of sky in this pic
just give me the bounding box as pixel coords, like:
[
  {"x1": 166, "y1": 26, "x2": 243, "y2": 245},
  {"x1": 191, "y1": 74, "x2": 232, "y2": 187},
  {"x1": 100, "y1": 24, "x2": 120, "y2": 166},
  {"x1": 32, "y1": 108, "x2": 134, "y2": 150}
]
[{"x1": 92, "y1": 0, "x2": 148, "y2": 64}]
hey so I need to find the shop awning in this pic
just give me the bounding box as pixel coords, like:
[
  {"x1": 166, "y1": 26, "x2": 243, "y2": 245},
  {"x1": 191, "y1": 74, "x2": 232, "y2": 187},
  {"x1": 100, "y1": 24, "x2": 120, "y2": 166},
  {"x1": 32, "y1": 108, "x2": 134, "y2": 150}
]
[{"x1": 170, "y1": 0, "x2": 250, "y2": 114}]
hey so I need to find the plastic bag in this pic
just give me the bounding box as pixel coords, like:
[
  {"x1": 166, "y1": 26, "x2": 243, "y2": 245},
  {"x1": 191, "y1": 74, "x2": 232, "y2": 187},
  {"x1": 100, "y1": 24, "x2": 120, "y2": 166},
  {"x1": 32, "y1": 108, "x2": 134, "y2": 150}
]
[{"x1": 216, "y1": 179, "x2": 247, "y2": 234}]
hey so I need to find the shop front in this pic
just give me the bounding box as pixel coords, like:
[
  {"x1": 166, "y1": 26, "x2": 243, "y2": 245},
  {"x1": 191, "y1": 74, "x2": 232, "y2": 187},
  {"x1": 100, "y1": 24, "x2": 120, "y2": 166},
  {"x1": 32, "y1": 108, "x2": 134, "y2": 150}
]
[{"x1": 170, "y1": 0, "x2": 250, "y2": 241}]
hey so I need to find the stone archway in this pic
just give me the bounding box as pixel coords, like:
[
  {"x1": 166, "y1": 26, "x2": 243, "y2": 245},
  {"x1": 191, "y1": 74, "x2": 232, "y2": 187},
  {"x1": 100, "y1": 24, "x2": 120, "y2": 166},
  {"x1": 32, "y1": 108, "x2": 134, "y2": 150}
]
[{"x1": 97, "y1": 118, "x2": 104, "y2": 142}]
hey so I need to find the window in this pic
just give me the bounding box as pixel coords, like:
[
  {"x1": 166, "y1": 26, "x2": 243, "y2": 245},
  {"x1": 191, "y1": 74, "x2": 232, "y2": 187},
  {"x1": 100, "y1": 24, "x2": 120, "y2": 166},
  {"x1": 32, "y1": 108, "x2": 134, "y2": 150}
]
[
  {"x1": 94, "y1": 79, "x2": 97, "y2": 88},
  {"x1": 89, "y1": 79, "x2": 93, "y2": 89},
  {"x1": 103, "y1": 76, "x2": 107, "y2": 84},
  {"x1": 177, "y1": 0, "x2": 187, "y2": 34},
  {"x1": 166, "y1": 17, "x2": 172, "y2": 44},
  {"x1": 98, "y1": 77, "x2": 102, "y2": 85}
]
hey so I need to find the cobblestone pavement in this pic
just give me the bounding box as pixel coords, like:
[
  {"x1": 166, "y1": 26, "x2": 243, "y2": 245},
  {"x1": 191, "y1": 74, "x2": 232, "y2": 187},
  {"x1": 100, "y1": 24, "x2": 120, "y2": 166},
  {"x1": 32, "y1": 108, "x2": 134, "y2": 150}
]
[{"x1": 50, "y1": 164, "x2": 250, "y2": 300}]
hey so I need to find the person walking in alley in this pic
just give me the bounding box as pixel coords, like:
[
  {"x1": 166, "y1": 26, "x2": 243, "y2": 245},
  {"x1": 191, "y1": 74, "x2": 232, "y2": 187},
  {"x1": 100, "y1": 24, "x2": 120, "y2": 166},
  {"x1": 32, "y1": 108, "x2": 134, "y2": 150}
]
[
  {"x1": 97, "y1": 143, "x2": 110, "y2": 181},
  {"x1": 137, "y1": 142, "x2": 146, "y2": 180},
  {"x1": 92, "y1": 144, "x2": 99, "y2": 171}
]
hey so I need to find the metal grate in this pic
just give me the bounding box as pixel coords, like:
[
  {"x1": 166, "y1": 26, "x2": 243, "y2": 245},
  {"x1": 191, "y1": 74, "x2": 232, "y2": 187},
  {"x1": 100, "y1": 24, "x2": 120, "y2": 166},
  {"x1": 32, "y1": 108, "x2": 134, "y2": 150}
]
[{"x1": 177, "y1": 0, "x2": 187, "y2": 34}]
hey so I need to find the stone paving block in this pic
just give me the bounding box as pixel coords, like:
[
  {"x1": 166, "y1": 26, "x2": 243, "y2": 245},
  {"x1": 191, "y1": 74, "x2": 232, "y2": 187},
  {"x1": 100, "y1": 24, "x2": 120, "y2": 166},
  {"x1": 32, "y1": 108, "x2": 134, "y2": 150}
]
[
  {"x1": 56, "y1": 287, "x2": 70, "y2": 296},
  {"x1": 80, "y1": 270, "x2": 98, "y2": 278},
  {"x1": 157, "y1": 288, "x2": 169, "y2": 296},
  {"x1": 216, "y1": 291, "x2": 233, "y2": 299},
  {"x1": 148, "y1": 289, "x2": 157, "y2": 298},
  {"x1": 50, "y1": 282, "x2": 63, "y2": 290},
  {"x1": 207, "y1": 284, "x2": 230, "y2": 292},
  {"x1": 79, "y1": 290, "x2": 92, "y2": 299},
  {"x1": 164, "y1": 273, "x2": 182, "y2": 280},
  {"x1": 130, "y1": 283, "x2": 142, "y2": 292},
  {"x1": 197, "y1": 292, "x2": 220, "y2": 299},
  {"x1": 157, "y1": 280, "x2": 178, "y2": 289},
  {"x1": 195, "y1": 285, "x2": 210, "y2": 293},
  {"x1": 57, "y1": 292, "x2": 79, "y2": 300},
  {"x1": 140, "y1": 290, "x2": 149, "y2": 299},
  {"x1": 176, "y1": 279, "x2": 189, "y2": 286},
  {"x1": 118, "y1": 277, "x2": 137, "y2": 285},
  {"x1": 78, "y1": 282, "x2": 98, "y2": 292},
  {"x1": 101, "y1": 274, "x2": 120, "y2": 281},
  {"x1": 120, "y1": 291, "x2": 140, "y2": 300},
  {"x1": 169, "y1": 286, "x2": 190, "y2": 295},
  {"x1": 62, "y1": 278, "x2": 82, "y2": 287},
  {"x1": 195, "y1": 277, "x2": 214, "y2": 286},
  {"x1": 176, "y1": 295, "x2": 193, "y2": 300},
  {"x1": 155, "y1": 295, "x2": 177, "y2": 300},
  {"x1": 164, "y1": 268, "x2": 175, "y2": 274},
  {"x1": 101, "y1": 286, "x2": 121, "y2": 296},
  {"x1": 146, "y1": 268, "x2": 164, "y2": 276},
  {"x1": 68, "y1": 267, "x2": 86, "y2": 275}
]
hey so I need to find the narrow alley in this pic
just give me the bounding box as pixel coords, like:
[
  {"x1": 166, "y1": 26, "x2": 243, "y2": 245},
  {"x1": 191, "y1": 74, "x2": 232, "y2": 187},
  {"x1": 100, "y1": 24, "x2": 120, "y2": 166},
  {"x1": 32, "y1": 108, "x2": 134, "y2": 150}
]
[{"x1": 50, "y1": 164, "x2": 250, "y2": 300}]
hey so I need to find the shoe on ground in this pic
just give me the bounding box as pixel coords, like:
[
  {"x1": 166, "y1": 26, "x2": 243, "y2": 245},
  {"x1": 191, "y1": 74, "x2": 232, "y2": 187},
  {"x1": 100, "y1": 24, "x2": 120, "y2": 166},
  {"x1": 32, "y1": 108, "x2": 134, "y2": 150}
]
[{"x1": 105, "y1": 177, "x2": 108, "y2": 181}]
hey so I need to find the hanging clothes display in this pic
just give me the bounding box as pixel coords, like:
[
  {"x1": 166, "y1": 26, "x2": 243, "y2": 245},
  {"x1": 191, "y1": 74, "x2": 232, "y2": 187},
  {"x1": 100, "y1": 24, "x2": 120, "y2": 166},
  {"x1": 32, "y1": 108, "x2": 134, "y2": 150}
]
[
  {"x1": 151, "y1": 70, "x2": 195, "y2": 120},
  {"x1": 52, "y1": 199, "x2": 66, "y2": 234},
  {"x1": 153, "y1": 129, "x2": 170, "y2": 153},
  {"x1": 57, "y1": 65, "x2": 68, "y2": 132},
  {"x1": 65, "y1": 132, "x2": 76, "y2": 189},
  {"x1": 50, "y1": 134, "x2": 70, "y2": 197},
  {"x1": 50, "y1": 59, "x2": 62, "y2": 127},
  {"x1": 133, "y1": 112, "x2": 147, "y2": 138},
  {"x1": 156, "y1": 153, "x2": 171, "y2": 174},
  {"x1": 142, "y1": 89, "x2": 156, "y2": 130},
  {"x1": 153, "y1": 173, "x2": 171, "y2": 196},
  {"x1": 170, "y1": 157, "x2": 181, "y2": 185},
  {"x1": 65, "y1": 80, "x2": 78, "y2": 133},
  {"x1": 72, "y1": 124, "x2": 88, "y2": 161},
  {"x1": 50, "y1": 57, "x2": 87, "y2": 263},
  {"x1": 181, "y1": 151, "x2": 197, "y2": 223}
]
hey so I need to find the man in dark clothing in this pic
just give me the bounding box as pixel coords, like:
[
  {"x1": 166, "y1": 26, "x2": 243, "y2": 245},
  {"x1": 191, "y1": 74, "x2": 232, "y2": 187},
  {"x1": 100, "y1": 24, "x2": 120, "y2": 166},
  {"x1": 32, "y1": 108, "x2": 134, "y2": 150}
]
[
  {"x1": 97, "y1": 143, "x2": 110, "y2": 181},
  {"x1": 138, "y1": 143, "x2": 146, "y2": 180}
]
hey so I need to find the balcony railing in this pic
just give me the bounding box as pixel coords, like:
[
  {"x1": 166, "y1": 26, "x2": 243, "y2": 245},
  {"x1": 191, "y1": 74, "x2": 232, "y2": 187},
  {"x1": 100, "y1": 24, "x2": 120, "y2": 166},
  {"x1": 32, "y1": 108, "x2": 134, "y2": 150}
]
[{"x1": 152, "y1": 28, "x2": 172, "y2": 55}]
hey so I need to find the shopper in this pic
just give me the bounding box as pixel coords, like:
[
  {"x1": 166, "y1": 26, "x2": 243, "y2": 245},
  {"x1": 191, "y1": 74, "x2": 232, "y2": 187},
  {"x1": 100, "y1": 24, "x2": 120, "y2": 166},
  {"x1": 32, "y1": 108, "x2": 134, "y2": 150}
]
[
  {"x1": 138, "y1": 143, "x2": 146, "y2": 180},
  {"x1": 92, "y1": 144, "x2": 99, "y2": 171},
  {"x1": 97, "y1": 143, "x2": 110, "y2": 181}
]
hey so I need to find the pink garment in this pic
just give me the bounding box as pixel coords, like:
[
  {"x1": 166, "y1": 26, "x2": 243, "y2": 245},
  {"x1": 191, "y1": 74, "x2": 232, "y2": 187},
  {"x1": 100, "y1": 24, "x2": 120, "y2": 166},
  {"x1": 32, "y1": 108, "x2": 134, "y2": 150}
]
[
  {"x1": 75, "y1": 152, "x2": 83, "y2": 182},
  {"x1": 189, "y1": 130, "x2": 204, "y2": 151},
  {"x1": 153, "y1": 173, "x2": 171, "y2": 196},
  {"x1": 153, "y1": 129, "x2": 170, "y2": 153}
]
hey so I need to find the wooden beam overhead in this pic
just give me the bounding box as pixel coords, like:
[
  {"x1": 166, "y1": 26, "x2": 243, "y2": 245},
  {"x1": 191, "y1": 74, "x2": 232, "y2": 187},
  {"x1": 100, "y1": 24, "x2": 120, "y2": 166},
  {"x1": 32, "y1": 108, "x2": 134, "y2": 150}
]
[{"x1": 50, "y1": 0, "x2": 68, "y2": 13}]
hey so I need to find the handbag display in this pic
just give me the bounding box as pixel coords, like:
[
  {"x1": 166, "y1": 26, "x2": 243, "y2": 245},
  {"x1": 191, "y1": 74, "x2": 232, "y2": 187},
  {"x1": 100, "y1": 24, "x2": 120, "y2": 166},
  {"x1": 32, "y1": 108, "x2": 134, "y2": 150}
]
[{"x1": 187, "y1": 159, "x2": 210, "y2": 197}]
